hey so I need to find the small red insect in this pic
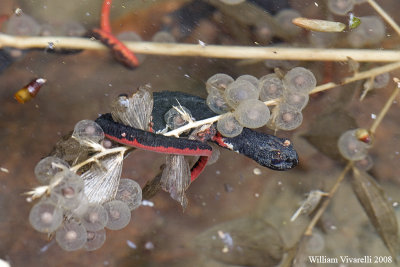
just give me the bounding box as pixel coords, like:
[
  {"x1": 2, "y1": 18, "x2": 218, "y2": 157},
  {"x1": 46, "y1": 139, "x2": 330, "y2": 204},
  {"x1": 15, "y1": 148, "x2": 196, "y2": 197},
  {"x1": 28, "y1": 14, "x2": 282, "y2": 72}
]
[{"x1": 14, "y1": 78, "x2": 47, "y2": 103}]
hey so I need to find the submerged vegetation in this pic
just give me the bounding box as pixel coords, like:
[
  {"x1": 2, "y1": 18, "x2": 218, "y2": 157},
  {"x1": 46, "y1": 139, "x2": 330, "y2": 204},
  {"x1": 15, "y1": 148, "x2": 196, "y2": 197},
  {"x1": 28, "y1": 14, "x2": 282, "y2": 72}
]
[{"x1": 0, "y1": 0, "x2": 399, "y2": 265}]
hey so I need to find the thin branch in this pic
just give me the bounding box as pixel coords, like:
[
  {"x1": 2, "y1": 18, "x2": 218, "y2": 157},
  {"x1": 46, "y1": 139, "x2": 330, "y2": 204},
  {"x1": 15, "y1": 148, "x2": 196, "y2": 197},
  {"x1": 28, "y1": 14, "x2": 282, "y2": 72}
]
[
  {"x1": 164, "y1": 61, "x2": 400, "y2": 137},
  {"x1": 366, "y1": 0, "x2": 400, "y2": 36},
  {"x1": 304, "y1": 162, "x2": 353, "y2": 236},
  {"x1": 1, "y1": 33, "x2": 400, "y2": 62},
  {"x1": 369, "y1": 78, "x2": 400, "y2": 134}
]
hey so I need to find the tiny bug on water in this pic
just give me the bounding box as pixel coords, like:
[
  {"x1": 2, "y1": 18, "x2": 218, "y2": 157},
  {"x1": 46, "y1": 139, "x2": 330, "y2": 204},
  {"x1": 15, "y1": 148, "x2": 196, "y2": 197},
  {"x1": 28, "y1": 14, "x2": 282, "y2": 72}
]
[{"x1": 14, "y1": 78, "x2": 47, "y2": 103}]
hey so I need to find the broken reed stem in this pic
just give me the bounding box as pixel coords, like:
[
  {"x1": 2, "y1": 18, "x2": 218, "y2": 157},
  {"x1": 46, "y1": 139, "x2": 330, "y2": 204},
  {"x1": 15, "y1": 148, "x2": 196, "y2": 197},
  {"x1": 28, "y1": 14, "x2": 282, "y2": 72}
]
[
  {"x1": 1, "y1": 32, "x2": 400, "y2": 62},
  {"x1": 369, "y1": 79, "x2": 400, "y2": 135},
  {"x1": 366, "y1": 0, "x2": 400, "y2": 36},
  {"x1": 304, "y1": 162, "x2": 353, "y2": 236},
  {"x1": 164, "y1": 61, "x2": 400, "y2": 137}
]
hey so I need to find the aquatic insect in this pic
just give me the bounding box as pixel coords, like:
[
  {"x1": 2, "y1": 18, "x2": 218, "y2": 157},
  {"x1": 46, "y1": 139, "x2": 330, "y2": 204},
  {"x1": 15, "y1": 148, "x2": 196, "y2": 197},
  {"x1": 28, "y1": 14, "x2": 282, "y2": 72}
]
[
  {"x1": 14, "y1": 77, "x2": 46, "y2": 103},
  {"x1": 95, "y1": 91, "x2": 299, "y2": 181}
]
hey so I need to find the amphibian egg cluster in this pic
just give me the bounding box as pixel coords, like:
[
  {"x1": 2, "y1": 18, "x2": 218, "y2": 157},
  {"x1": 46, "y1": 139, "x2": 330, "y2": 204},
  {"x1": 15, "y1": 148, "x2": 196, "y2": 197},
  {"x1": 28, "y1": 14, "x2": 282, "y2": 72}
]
[
  {"x1": 29, "y1": 120, "x2": 142, "y2": 251},
  {"x1": 206, "y1": 67, "x2": 316, "y2": 136}
]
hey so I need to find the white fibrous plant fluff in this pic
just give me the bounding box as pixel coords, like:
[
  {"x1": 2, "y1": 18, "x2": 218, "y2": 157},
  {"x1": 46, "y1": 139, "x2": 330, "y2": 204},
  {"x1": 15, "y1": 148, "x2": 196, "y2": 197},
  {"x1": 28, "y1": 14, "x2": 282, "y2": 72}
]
[{"x1": 26, "y1": 89, "x2": 153, "y2": 251}]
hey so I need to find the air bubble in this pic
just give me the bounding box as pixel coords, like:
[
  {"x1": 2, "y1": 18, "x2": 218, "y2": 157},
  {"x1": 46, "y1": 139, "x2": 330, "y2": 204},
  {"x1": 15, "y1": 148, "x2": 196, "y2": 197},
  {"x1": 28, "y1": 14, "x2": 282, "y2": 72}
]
[
  {"x1": 56, "y1": 221, "x2": 87, "y2": 251},
  {"x1": 104, "y1": 200, "x2": 131, "y2": 230},
  {"x1": 80, "y1": 203, "x2": 108, "y2": 231},
  {"x1": 258, "y1": 74, "x2": 284, "y2": 101},
  {"x1": 164, "y1": 106, "x2": 193, "y2": 130},
  {"x1": 206, "y1": 90, "x2": 231, "y2": 114},
  {"x1": 234, "y1": 99, "x2": 270, "y2": 129},
  {"x1": 84, "y1": 229, "x2": 106, "y2": 251},
  {"x1": 6, "y1": 13, "x2": 41, "y2": 36},
  {"x1": 34, "y1": 156, "x2": 70, "y2": 184},
  {"x1": 115, "y1": 178, "x2": 142, "y2": 211},
  {"x1": 216, "y1": 112, "x2": 243, "y2": 137},
  {"x1": 50, "y1": 170, "x2": 84, "y2": 210},
  {"x1": 327, "y1": 0, "x2": 354, "y2": 16},
  {"x1": 338, "y1": 129, "x2": 370, "y2": 161},
  {"x1": 72, "y1": 120, "x2": 104, "y2": 143},
  {"x1": 274, "y1": 104, "x2": 303, "y2": 130},
  {"x1": 236, "y1": 75, "x2": 259, "y2": 89},
  {"x1": 283, "y1": 67, "x2": 316, "y2": 94},
  {"x1": 224, "y1": 80, "x2": 259, "y2": 108},
  {"x1": 206, "y1": 73, "x2": 234, "y2": 94},
  {"x1": 283, "y1": 91, "x2": 309, "y2": 110},
  {"x1": 29, "y1": 199, "x2": 63, "y2": 233}
]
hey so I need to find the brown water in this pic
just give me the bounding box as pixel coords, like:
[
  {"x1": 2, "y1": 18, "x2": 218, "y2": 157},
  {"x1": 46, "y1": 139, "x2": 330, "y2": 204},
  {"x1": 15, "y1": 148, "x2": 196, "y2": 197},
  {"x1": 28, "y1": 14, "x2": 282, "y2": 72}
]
[{"x1": 0, "y1": 0, "x2": 400, "y2": 266}]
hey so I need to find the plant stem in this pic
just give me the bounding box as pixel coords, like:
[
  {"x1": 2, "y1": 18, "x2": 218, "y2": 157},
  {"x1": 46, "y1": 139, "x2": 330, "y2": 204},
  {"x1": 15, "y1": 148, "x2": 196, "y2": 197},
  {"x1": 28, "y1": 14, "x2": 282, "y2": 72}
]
[
  {"x1": 369, "y1": 79, "x2": 400, "y2": 134},
  {"x1": 304, "y1": 162, "x2": 352, "y2": 236},
  {"x1": 366, "y1": 0, "x2": 400, "y2": 36},
  {"x1": 1, "y1": 33, "x2": 400, "y2": 62}
]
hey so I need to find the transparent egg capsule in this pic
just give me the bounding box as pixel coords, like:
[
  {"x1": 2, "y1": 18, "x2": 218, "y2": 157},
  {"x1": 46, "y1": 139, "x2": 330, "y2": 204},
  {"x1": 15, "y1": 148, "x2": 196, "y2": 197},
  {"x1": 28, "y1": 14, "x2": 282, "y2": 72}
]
[
  {"x1": 34, "y1": 156, "x2": 70, "y2": 184},
  {"x1": 216, "y1": 112, "x2": 243, "y2": 137},
  {"x1": 373, "y1": 73, "x2": 390, "y2": 89},
  {"x1": 29, "y1": 198, "x2": 63, "y2": 233},
  {"x1": 84, "y1": 229, "x2": 106, "y2": 251},
  {"x1": 224, "y1": 80, "x2": 259, "y2": 108},
  {"x1": 258, "y1": 74, "x2": 284, "y2": 101},
  {"x1": 347, "y1": 16, "x2": 385, "y2": 48},
  {"x1": 236, "y1": 75, "x2": 259, "y2": 89},
  {"x1": 56, "y1": 221, "x2": 87, "y2": 251},
  {"x1": 115, "y1": 178, "x2": 142, "y2": 211},
  {"x1": 283, "y1": 90, "x2": 309, "y2": 110},
  {"x1": 117, "y1": 31, "x2": 146, "y2": 63},
  {"x1": 103, "y1": 200, "x2": 131, "y2": 230},
  {"x1": 327, "y1": 0, "x2": 354, "y2": 16},
  {"x1": 80, "y1": 203, "x2": 109, "y2": 232},
  {"x1": 152, "y1": 31, "x2": 176, "y2": 43},
  {"x1": 72, "y1": 120, "x2": 104, "y2": 144},
  {"x1": 354, "y1": 154, "x2": 373, "y2": 171},
  {"x1": 164, "y1": 106, "x2": 193, "y2": 130},
  {"x1": 338, "y1": 129, "x2": 370, "y2": 161},
  {"x1": 6, "y1": 13, "x2": 41, "y2": 36},
  {"x1": 50, "y1": 170, "x2": 85, "y2": 210},
  {"x1": 234, "y1": 99, "x2": 270, "y2": 129},
  {"x1": 206, "y1": 89, "x2": 231, "y2": 114},
  {"x1": 219, "y1": 0, "x2": 246, "y2": 5},
  {"x1": 274, "y1": 9, "x2": 302, "y2": 37},
  {"x1": 283, "y1": 67, "x2": 316, "y2": 94},
  {"x1": 274, "y1": 104, "x2": 303, "y2": 131},
  {"x1": 206, "y1": 73, "x2": 234, "y2": 94}
]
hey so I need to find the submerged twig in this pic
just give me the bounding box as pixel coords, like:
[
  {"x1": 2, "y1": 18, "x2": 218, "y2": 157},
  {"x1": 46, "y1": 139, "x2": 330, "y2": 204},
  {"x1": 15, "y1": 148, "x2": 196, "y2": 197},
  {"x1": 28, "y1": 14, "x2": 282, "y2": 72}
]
[
  {"x1": 366, "y1": 0, "x2": 400, "y2": 36},
  {"x1": 1, "y1": 33, "x2": 400, "y2": 62}
]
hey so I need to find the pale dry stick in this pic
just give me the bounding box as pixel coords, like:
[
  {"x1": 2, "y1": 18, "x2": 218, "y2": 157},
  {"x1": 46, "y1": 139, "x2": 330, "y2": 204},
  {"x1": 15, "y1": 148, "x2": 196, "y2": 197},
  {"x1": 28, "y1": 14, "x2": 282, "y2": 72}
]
[
  {"x1": 366, "y1": 0, "x2": 400, "y2": 36},
  {"x1": 304, "y1": 162, "x2": 352, "y2": 236},
  {"x1": 2, "y1": 33, "x2": 400, "y2": 62},
  {"x1": 303, "y1": 80, "x2": 400, "y2": 236},
  {"x1": 164, "y1": 62, "x2": 400, "y2": 137},
  {"x1": 369, "y1": 78, "x2": 400, "y2": 134}
]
